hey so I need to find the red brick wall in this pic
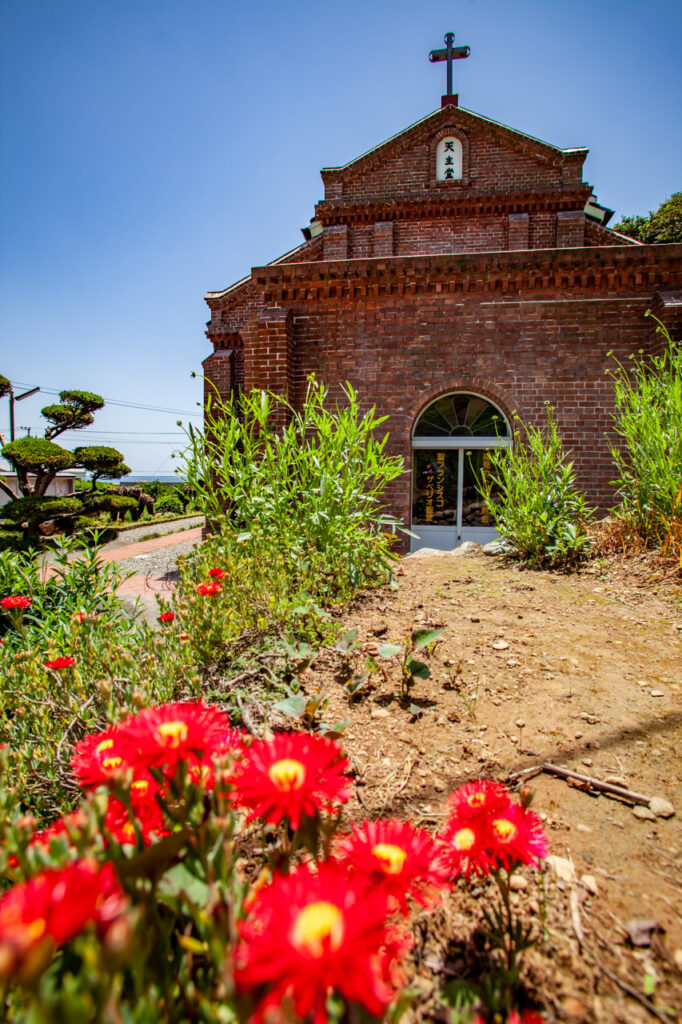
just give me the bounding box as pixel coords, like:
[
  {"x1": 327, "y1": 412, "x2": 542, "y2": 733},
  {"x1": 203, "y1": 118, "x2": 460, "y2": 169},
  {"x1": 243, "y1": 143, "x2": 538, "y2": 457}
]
[{"x1": 204, "y1": 244, "x2": 682, "y2": 546}]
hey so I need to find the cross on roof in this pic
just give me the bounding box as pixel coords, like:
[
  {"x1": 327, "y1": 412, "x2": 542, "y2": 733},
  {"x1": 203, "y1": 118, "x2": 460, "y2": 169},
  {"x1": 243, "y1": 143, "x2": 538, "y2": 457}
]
[{"x1": 429, "y1": 32, "x2": 470, "y2": 97}]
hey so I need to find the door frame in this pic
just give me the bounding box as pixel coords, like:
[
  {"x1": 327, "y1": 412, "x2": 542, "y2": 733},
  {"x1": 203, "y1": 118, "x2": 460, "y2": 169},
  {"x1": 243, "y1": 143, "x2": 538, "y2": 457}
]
[{"x1": 410, "y1": 436, "x2": 512, "y2": 552}]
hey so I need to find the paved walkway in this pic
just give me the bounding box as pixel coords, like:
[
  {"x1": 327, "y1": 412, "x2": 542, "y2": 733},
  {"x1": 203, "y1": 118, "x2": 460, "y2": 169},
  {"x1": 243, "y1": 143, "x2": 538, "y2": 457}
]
[{"x1": 41, "y1": 526, "x2": 203, "y2": 615}]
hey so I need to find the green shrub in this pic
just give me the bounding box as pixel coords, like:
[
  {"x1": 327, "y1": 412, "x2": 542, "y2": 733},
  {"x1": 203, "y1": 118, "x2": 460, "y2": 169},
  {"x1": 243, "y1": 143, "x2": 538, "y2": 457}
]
[
  {"x1": 608, "y1": 315, "x2": 682, "y2": 557},
  {"x1": 155, "y1": 491, "x2": 184, "y2": 515},
  {"x1": 478, "y1": 407, "x2": 593, "y2": 568},
  {"x1": 80, "y1": 493, "x2": 137, "y2": 514},
  {"x1": 182, "y1": 377, "x2": 405, "y2": 595},
  {"x1": 0, "y1": 496, "x2": 82, "y2": 534}
]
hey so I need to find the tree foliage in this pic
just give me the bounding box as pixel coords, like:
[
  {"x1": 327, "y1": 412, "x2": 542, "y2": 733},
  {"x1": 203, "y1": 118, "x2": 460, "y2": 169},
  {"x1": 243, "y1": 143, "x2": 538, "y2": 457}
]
[
  {"x1": 614, "y1": 191, "x2": 682, "y2": 244},
  {"x1": 73, "y1": 446, "x2": 130, "y2": 489},
  {"x1": 0, "y1": 375, "x2": 10, "y2": 399},
  {"x1": 42, "y1": 390, "x2": 105, "y2": 439}
]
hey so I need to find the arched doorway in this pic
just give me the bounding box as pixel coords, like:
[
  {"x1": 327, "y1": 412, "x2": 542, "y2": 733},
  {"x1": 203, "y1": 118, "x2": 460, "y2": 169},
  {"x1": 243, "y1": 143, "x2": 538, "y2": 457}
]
[{"x1": 411, "y1": 392, "x2": 511, "y2": 551}]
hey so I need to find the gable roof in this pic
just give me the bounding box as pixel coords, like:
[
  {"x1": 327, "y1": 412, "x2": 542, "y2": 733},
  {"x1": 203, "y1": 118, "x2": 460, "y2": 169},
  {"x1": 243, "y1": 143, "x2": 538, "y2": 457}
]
[{"x1": 321, "y1": 104, "x2": 587, "y2": 180}]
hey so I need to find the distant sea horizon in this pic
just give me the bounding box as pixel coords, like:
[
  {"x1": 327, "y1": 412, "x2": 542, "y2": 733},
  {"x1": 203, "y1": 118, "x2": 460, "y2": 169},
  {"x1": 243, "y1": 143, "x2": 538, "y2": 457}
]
[{"x1": 118, "y1": 474, "x2": 187, "y2": 484}]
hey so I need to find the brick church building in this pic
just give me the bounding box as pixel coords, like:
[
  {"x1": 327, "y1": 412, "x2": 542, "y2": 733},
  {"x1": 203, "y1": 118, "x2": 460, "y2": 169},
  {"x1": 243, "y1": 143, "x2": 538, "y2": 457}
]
[{"x1": 203, "y1": 54, "x2": 682, "y2": 552}]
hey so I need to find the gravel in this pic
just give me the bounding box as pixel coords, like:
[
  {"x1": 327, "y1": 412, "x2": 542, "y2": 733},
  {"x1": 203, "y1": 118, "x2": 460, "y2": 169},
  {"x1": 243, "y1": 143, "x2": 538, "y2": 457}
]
[{"x1": 116, "y1": 538, "x2": 200, "y2": 580}]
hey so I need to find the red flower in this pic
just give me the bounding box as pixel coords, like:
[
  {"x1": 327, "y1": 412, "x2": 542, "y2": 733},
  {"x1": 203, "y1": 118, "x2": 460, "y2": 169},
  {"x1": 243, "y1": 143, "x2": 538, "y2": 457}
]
[
  {"x1": 1, "y1": 595, "x2": 31, "y2": 611},
  {"x1": 71, "y1": 723, "x2": 139, "y2": 788},
  {"x1": 30, "y1": 809, "x2": 88, "y2": 856},
  {"x1": 0, "y1": 860, "x2": 126, "y2": 980},
  {"x1": 158, "y1": 611, "x2": 175, "y2": 623},
  {"x1": 334, "y1": 818, "x2": 451, "y2": 910},
  {"x1": 178, "y1": 632, "x2": 189, "y2": 641},
  {"x1": 235, "y1": 861, "x2": 410, "y2": 1023},
  {"x1": 197, "y1": 581, "x2": 223, "y2": 596},
  {"x1": 207, "y1": 568, "x2": 226, "y2": 579},
  {"x1": 104, "y1": 797, "x2": 167, "y2": 846},
  {"x1": 440, "y1": 780, "x2": 548, "y2": 877},
  {"x1": 117, "y1": 700, "x2": 234, "y2": 776},
  {"x1": 230, "y1": 732, "x2": 352, "y2": 830},
  {"x1": 44, "y1": 656, "x2": 76, "y2": 670},
  {"x1": 73, "y1": 611, "x2": 99, "y2": 623},
  {"x1": 486, "y1": 802, "x2": 549, "y2": 870}
]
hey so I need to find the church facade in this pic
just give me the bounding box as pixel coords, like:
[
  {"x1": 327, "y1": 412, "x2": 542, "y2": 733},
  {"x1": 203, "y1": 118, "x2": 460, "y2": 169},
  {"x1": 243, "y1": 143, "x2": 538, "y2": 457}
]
[{"x1": 203, "y1": 92, "x2": 682, "y2": 551}]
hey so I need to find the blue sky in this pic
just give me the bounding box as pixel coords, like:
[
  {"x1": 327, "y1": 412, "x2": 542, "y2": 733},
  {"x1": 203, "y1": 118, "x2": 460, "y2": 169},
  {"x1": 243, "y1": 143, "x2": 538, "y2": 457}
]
[{"x1": 1, "y1": 0, "x2": 680, "y2": 474}]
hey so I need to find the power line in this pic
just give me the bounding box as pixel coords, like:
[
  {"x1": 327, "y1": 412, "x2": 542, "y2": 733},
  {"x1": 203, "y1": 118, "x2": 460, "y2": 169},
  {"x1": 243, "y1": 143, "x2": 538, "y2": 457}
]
[{"x1": 9, "y1": 380, "x2": 202, "y2": 418}]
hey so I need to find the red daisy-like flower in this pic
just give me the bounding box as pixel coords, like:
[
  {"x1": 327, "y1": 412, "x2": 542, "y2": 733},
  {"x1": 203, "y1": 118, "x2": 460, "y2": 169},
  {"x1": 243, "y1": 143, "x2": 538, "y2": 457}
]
[
  {"x1": 0, "y1": 860, "x2": 126, "y2": 980},
  {"x1": 235, "y1": 860, "x2": 410, "y2": 1024},
  {"x1": 334, "y1": 818, "x2": 452, "y2": 910},
  {"x1": 71, "y1": 723, "x2": 139, "y2": 789},
  {"x1": 230, "y1": 732, "x2": 352, "y2": 830},
  {"x1": 1, "y1": 595, "x2": 31, "y2": 611},
  {"x1": 475, "y1": 1011, "x2": 545, "y2": 1024},
  {"x1": 30, "y1": 809, "x2": 88, "y2": 856},
  {"x1": 486, "y1": 802, "x2": 549, "y2": 870},
  {"x1": 44, "y1": 656, "x2": 76, "y2": 671},
  {"x1": 207, "y1": 568, "x2": 226, "y2": 579},
  {"x1": 104, "y1": 797, "x2": 167, "y2": 847},
  {"x1": 197, "y1": 581, "x2": 223, "y2": 596},
  {"x1": 158, "y1": 611, "x2": 175, "y2": 623},
  {"x1": 440, "y1": 780, "x2": 548, "y2": 877},
  {"x1": 117, "y1": 700, "x2": 233, "y2": 776}
]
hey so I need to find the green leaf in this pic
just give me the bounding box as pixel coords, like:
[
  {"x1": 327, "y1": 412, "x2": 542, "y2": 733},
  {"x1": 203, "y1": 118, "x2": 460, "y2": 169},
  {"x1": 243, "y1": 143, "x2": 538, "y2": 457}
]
[
  {"x1": 643, "y1": 974, "x2": 656, "y2": 996},
  {"x1": 377, "y1": 643, "x2": 402, "y2": 659},
  {"x1": 438, "y1": 977, "x2": 480, "y2": 1016},
  {"x1": 335, "y1": 627, "x2": 358, "y2": 653},
  {"x1": 412, "y1": 627, "x2": 445, "y2": 648},
  {"x1": 158, "y1": 862, "x2": 210, "y2": 906},
  {"x1": 406, "y1": 656, "x2": 430, "y2": 679},
  {"x1": 272, "y1": 695, "x2": 307, "y2": 718},
  {"x1": 409, "y1": 703, "x2": 423, "y2": 717}
]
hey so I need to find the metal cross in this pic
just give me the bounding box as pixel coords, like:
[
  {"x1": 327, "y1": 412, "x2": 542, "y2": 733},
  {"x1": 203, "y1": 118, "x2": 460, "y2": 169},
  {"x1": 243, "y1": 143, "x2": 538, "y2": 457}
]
[{"x1": 429, "y1": 32, "x2": 470, "y2": 96}]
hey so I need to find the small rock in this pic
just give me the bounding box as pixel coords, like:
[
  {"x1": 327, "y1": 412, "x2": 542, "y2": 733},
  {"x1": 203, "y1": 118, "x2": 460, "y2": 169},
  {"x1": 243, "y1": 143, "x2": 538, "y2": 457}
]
[
  {"x1": 469, "y1": 615, "x2": 480, "y2": 623},
  {"x1": 649, "y1": 796, "x2": 675, "y2": 818},
  {"x1": 482, "y1": 538, "x2": 515, "y2": 555},
  {"x1": 576, "y1": 823, "x2": 592, "y2": 833},
  {"x1": 582, "y1": 758, "x2": 593, "y2": 767},
  {"x1": 562, "y1": 996, "x2": 588, "y2": 1019},
  {"x1": 492, "y1": 640, "x2": 510, "y2": 651},
  {"x1": 371, "y1": 623, "x2": 388, "y2": 636},
  {"x1": 581, "y1": 874, "x2": 598, "y2": 895},
  {"x1": 510, "y1": 736, "x2": 518, "y2": 744},
  {"x1": 451, "y1": 541, "x2": 483, "y2": 557},
  {"x1": 674, "y1": 948, "x2": 682, "y2": 971},
  {"x1": 546, "y1": 854, "x2": 576, "y2": 884},
  {"x1": 509, "y1": 874, "x2": 528, "y2": 891},
  {"x1": 636, "y1": 679, "x2": 648, "y2": 686},
  {"x1": 650, "y1": 690, "x2": 665, "y2": 698},
  {"x1": 574, "y1": 731, "x2": 583, "y2": 739},
  {"x1": 632, "y1": 805, "x2": 656, "y2": 821},
  {"x1": 407, "y1": 547, "x2": 449, "y2": 558},
  {"x1": 603, "y1": 775, "x2": 628, "y2": 787},
  {"x1": 370, "y1": 708, "x2": 391, "y2": 719},
  {"x1": 433, "y1": 779, "x2": 446, "y2": 793},
  {"x1": 623, "y1": 918, "x2": 660, "y2": 948},
  {"x1": 516, "y1": 719, "x2": 526, "y2": 729}
]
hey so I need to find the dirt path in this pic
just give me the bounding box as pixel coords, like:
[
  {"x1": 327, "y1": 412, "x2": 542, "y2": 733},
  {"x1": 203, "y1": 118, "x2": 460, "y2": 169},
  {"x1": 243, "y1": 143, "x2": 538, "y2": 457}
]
[{"x1": 294, "y1": 551, "x2": 681, "y2": 1022}]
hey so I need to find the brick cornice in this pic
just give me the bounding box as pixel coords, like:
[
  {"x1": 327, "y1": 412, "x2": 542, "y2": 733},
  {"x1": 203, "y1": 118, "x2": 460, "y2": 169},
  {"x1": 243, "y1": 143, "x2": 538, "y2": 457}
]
[
  {"x1": 315, "y1": 187, "x2": 592, "y2": 226},
  {"x1": 251, "y1": 243, "x2": 682, "y2": 305}
]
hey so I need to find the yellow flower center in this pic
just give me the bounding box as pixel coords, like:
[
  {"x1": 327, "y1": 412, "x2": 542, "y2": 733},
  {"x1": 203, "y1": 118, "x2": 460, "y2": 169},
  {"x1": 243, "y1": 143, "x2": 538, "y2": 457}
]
[
  {"x1": 131, "y1": 779, "x2": 149, "y2": 797},
  {"x1": 26, "y1": 918, "x2": 47, "y2": 943},
  {"x1": 492, "y1": 819, "x2": 517, "y2": 843},
  {"x1": 101, "y1": 756, "x2": 123, "y2": 772},
  {"x1": 268, "y1": 758, "x2": 305, "y2": 791},
  {"x1": 96, "y1": 738, "x2": 115, "y2": 753},
  {"x1": 189, "y1": 764, "x2": 211, "y2": 785},
  {"x1": 467, "y1": 791, "x2": 486, "y2": 807},
  {"x1": 292, "y1": 901, "x2": 344, "y2": 957},
  {"x1": 120, "y1": 822, "x2": 136, "y2": 841},
  {"x1": 453, "y1": 827, "x2": 476, "y2": 851},
  {"x1": 371, "y1": 842, "x2": 407, "y2": 875},
  {"x1": 157, "y1": 721, "x2": 189, "y2": 747}
]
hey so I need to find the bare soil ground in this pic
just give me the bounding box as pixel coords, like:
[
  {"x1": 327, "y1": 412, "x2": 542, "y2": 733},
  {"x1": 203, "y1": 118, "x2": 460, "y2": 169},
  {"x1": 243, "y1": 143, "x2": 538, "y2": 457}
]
[{"x1": 297, "y1": 550, "x2": 682, "y2": 1023}]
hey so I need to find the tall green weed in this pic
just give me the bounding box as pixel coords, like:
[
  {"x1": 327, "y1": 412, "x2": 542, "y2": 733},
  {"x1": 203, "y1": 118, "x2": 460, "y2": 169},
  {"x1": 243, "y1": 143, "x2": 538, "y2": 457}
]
[
  {"x1": 608, "y1": 314, "x2": 682, "y2": 559},
  {"x1": 478, "y1": 407, "x2": 593, "y2": 568},
  {"x1": 180, "y1": 377, "x2": 405, "y2": 597}
]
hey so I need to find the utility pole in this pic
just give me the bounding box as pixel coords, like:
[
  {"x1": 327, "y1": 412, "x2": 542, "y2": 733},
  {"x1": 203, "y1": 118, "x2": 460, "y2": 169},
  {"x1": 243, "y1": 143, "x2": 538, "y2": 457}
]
[{"x1": 8, "y1": 386, "x2": 40, "y2": 442}]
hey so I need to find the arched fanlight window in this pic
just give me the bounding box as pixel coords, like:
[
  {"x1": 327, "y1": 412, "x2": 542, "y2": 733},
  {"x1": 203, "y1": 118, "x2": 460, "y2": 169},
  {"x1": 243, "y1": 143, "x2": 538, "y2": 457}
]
[{"x1": 413, "y1": 393, "x2": 509, "y2": 439}]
